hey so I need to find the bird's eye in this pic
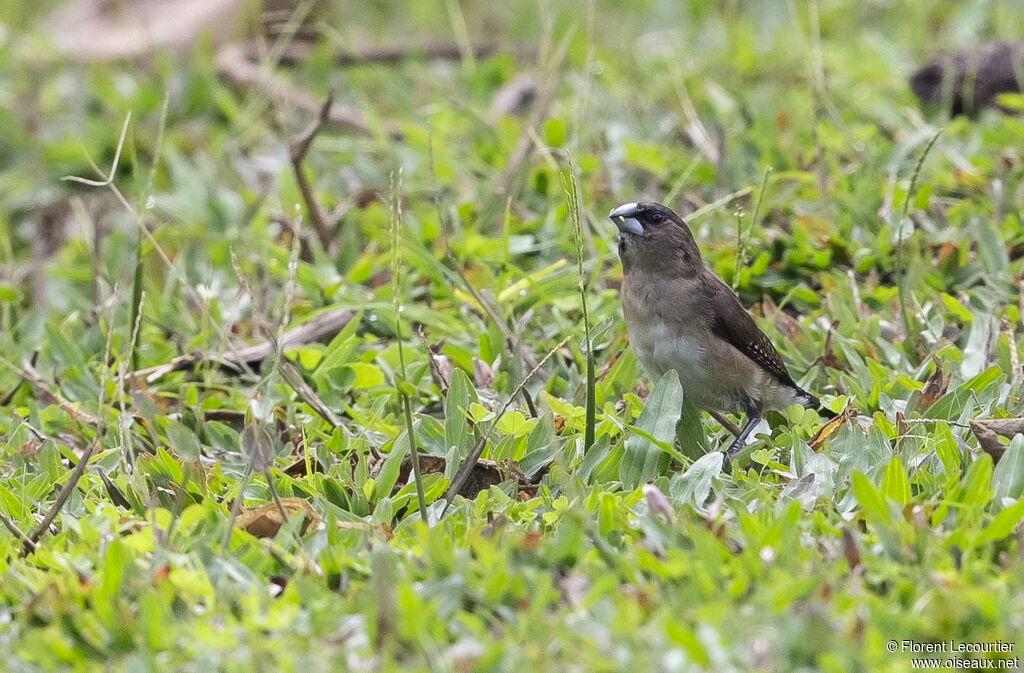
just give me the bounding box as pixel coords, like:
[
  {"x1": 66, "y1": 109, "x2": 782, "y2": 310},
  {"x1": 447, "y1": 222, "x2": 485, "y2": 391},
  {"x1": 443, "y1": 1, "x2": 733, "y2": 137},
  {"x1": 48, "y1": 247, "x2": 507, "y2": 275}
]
[{"x1": 649, "y1": 211, "x2": 664, "y2": 225}]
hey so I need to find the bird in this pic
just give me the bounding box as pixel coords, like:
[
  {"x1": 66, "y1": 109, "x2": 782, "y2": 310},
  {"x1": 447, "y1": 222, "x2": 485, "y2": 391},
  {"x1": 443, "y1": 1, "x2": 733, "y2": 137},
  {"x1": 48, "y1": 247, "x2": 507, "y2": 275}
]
[{"x1": 609, "y1": 201, "x2": 835, "y2": 460}]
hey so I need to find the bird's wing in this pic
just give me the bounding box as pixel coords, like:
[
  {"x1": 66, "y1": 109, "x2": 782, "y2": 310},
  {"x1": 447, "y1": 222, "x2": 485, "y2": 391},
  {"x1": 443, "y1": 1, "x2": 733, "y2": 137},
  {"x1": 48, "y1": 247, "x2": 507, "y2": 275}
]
[{"x1": 704, "y1": 276, "x2": 798, "y2": 388}]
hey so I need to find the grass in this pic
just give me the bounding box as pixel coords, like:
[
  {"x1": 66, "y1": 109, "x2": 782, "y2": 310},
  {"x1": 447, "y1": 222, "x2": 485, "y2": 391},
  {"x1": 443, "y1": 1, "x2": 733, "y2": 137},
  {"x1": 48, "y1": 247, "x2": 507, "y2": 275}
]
[{"x1": 2, "y1": 0, "x2": 1024, "y2": 671}]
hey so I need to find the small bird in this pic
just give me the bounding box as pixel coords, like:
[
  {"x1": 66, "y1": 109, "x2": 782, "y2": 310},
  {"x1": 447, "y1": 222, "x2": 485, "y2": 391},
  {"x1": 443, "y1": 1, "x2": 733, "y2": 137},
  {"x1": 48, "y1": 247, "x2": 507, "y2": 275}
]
[{"x1": 609, "y1": 201, "x2": 835, "y2": 459}]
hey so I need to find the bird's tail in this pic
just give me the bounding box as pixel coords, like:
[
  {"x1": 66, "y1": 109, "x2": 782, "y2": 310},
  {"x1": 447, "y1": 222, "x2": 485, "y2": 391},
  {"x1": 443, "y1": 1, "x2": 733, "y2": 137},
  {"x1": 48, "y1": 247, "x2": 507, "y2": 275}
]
[{"x1": 796, "y1": 389, "x2": 837, "y2": 420}]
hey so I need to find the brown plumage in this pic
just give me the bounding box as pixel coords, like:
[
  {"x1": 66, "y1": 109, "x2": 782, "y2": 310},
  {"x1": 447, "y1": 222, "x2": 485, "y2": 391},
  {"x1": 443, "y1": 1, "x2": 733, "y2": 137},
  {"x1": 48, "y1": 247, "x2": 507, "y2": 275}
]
[{"x1": 610, "y1": 201, "x2": 834, "y2": 459}]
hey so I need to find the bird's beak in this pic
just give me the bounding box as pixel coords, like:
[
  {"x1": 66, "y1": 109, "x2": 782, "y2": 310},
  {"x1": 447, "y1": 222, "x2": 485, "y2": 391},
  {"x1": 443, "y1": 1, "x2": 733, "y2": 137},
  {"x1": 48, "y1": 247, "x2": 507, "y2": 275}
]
[{"x1": 609, "y1": 202, "x2": 643, "y2": 236}]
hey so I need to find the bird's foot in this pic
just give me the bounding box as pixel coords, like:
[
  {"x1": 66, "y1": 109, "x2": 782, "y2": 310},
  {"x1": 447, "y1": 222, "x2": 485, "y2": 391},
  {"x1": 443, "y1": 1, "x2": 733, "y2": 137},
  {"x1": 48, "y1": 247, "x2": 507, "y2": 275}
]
[{"x1": 723, "y1": 437, "x2": 744, "y2": 462}]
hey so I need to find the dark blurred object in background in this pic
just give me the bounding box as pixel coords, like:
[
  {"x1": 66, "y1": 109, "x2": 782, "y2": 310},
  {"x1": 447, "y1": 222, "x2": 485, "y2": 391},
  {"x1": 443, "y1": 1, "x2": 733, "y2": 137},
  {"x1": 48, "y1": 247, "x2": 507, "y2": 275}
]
[{"x1": 910, "y1": 41, "x2": 1024, "y2": 116}]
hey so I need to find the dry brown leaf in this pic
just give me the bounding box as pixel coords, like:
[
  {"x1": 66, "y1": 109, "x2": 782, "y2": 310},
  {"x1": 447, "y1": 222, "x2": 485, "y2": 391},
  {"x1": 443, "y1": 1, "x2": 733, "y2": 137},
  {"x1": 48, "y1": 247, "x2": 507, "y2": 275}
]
[
  {"x1": 969, "y1": 418, "x2": 1024, "y2": 464},
  {"x1": 841, "y1": 527, "x2": 861, "y2": 570},
  {"x1": 236, "y1": 498, "x2": 321, "y2": 538},
  {"x1": 809, "y1": 406, "x2": 858, "y2": 450},
  {"x1": 819, "y1": 321, "x2": 846, "y2": 371},
  {"x1": 921, "y1": 357, "x2": 951, "y2": 408},
  {"x1": 895, "y1": 411, "x2": 909, "y2": 438}
]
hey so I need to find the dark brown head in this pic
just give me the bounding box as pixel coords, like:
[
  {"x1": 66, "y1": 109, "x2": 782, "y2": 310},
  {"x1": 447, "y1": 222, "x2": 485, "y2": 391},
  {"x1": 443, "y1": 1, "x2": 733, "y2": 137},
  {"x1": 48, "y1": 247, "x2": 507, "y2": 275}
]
[{"x1": 609, "y1": 202, "x2": 702, "y2": 276}]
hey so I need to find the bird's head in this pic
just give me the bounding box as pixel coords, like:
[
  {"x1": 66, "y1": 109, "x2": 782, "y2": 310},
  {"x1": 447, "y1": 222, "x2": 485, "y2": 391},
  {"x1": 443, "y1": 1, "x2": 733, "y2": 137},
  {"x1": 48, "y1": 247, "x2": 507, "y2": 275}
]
[{"x1": 609, "y1": 201, "x2": 702, "y2": 275}]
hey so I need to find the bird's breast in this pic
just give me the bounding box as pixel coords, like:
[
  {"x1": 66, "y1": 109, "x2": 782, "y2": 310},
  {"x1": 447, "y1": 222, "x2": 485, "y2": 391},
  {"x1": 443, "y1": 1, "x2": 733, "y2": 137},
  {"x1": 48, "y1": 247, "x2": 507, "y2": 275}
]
[{"x1": 627, "y1": 314, "x2": 708, "y2": 387}]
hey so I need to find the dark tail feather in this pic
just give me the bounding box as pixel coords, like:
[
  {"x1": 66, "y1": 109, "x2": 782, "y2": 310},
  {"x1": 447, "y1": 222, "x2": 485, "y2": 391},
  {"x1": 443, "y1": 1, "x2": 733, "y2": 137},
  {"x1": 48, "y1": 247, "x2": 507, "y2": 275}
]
[{"x1": 797, "y1": 389, "x2": 837, "y2": 420}]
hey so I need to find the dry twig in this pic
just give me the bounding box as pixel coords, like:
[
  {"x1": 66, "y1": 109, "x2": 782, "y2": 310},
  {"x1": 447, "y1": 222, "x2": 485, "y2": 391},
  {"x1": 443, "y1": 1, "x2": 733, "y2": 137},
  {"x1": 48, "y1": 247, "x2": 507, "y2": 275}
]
[
  {"x1": 289, "y1": 93, "x2": 338, "y2": 250},
  {"x1": 131, "y1": 307, "x2": 355, "y2": 381}
]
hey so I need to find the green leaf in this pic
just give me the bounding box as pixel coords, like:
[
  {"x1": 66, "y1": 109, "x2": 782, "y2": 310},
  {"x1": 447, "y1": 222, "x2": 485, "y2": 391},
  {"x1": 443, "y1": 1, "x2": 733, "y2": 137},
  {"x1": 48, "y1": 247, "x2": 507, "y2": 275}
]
[
  {"x1": 591, "y1": 440, "x2": 624, "y2": 484},
  {"x1": 670, "y1": 452, "x2": 723, "y2": 509},
  {"x1": 925, "y1": 367, "x2": 1002, "y2": 419},
  {"x1": 881, "y1": 456, "x2": 910, "y2": 505},
  {"x1": 543, "y1": 117, "x2": 566, "y2": 147},
  {"x1": 619, "y1": 371, "x2": 684, "y2": 489},
  {"x1": 579, "y1": 434, "x2": 612, "y2": 483},
  {"x1": 934, "y1": 422, "x2": 961, "y2": 478},
  {"x1": 444, "y1": 368, "x2": 475, "y2": 470},
  {"x1": 676, "y1": 397, "x2": 708, "y2": 460},
  {"x1": 496, "y1": 411, "x2": 534, "y2": 437},
  {"x1": 975, "y1": 499, "x2": 1024, "y2": 546},
  {"x1": 851, "y1": 471, "x2": 890, "y2": 524},
  {"x1": 956, "y1": 454, "x2": 993, "y2": 507},
  {"x1": 992, "y1": 435, "x2": 1024, "y2": 502},
  {"x1": 371, "y1": 442, "x2": 408, "y2": 503},
  {"x1": 348, "y1": 362, "x2": 385, "y2": 388},
  {"x1": 164, "y1": 421, "x2": 201, "y2": 461}
]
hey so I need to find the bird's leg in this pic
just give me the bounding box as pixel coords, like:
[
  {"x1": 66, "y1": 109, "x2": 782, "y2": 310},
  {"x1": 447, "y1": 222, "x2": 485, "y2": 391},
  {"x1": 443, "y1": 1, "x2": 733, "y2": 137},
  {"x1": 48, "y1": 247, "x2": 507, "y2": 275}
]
[{"x1": 724, "y1": 399, "x2": 762, "y2": 460}]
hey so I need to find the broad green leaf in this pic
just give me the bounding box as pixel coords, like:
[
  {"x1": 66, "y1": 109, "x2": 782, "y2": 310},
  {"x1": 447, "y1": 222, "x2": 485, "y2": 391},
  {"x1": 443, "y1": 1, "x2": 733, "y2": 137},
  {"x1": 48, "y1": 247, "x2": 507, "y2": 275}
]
[
  {"x1": 670, "y1": 452, "x2": 723, "y2": 509},
  {"x1": 468, "y1": 402, "x2": 490, "y2": 424},
  {"x1": 934, "y1": 422, "x2": 961, "y2": 478},
  {"x1": 348, "y1": 362, "x2": 385, "y2": 388},
  {"x1": 881, "y1": 456, "x2": 910, "y2": 505},
  {"x1": 676, "y1": 397, "x2": 708, "y2": 460},
  {"x1": 371, "y1": 442, "x2": 408, "y2": 503},
  {"x1": 444, "y1": 369, "x2": 475, "y2": 468},
  {"x1": 992, "y1": 435, "x2": 1024, "y2": 502},
  {"x1": 975, "y1": 499, "x2": 1024, "y2": 546},
  {"x1": 495, "y1": 411, "x2": 534, "y2": 437},
  {"x1": 956, "y1": 454, "x2": 993, "y2": 507},
  {"x1": 312, "y1": 335, "x2": 358, "y2": 379},
  {"x1": 925, "y1": 367, "x2": 1002, "y2": 420},
  {"x1": 544, "y1": 117, "x2": 566, "y2": 147},
  {"x1": 592, "y1": 440, "x2": 625, "y2": 484},
  {"x1": 164, "y1": 420, "x2": 201, "y2": 461},
  {"x1": 579, "y1": 434, "x2": 612, "y2": 483},
  {"x1": 851, "y1": 471, "x2": 890, "y2": 524},
  {"x1": 619, "y1": 371, "x2": 684, "y2": 489}
]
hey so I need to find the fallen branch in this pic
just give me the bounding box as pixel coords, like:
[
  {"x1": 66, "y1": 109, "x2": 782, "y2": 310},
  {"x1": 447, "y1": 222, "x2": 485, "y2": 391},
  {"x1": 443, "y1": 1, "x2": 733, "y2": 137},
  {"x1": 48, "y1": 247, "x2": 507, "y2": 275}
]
[{"x1": 131, "y1": 307, "x2": 356, "y2": 381}]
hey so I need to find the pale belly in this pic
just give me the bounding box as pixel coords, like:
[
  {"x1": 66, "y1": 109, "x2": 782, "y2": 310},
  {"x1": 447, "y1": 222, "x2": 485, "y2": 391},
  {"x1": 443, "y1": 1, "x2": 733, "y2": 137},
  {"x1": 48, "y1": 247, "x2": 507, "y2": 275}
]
[
  {"x1": 628, "y1": 317, "x2": 799, "y2": 413},
  {"x1": 630, "y1": 320, "x2": 710, "y2": 399}
]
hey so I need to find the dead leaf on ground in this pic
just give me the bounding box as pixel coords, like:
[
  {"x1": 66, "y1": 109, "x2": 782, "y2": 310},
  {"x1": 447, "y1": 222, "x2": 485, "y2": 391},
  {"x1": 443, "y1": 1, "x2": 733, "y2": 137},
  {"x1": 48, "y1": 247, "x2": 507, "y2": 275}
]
[
  {"x1": 236, "y1": 497, "x2": 321, "y2": 538},
  {"x1": 818, "y1": 321, "x2": 846, "y2": 371},
  {"x1": 282, "y1": 456, "x2": 326, "y2": 477},
  {"x1": 970, "y1": 418, "x2": 1024, "y2": 464},
  {"x1": 395, "y1": 454, "x2": 509, "y2": 500},
  {"x1": 921, "y1": 357, "x2": 950, "y2": 408},
  {"x1": 809, "y1": 405, "x2": 858, "y2": 450}
]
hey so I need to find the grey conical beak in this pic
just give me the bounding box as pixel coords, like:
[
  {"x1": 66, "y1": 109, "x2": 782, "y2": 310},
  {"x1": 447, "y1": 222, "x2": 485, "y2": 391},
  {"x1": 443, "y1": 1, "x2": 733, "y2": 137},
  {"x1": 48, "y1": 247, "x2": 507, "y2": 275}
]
[{"x1": 609, "y1": 202, "x2": 643, "y2": 235}]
